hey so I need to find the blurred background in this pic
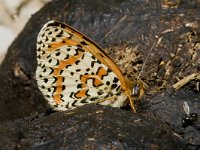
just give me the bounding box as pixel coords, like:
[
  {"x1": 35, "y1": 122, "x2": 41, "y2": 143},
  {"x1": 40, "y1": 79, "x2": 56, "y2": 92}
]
[{"x1": 0, "y1": 0, "x2": 50, "y2": 64}]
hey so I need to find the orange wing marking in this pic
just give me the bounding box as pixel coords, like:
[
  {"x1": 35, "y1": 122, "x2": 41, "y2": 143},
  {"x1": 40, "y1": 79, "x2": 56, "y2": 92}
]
[
  {"x1": 48, "y1": 39, "x2": 78, "y2": 51},
  {"x1": 53, "y1": 94, "x2": 62, "y2": 104},
  {"x1": 53, "y1": 76, "x2": 64, "y2": 104},
  {"x1": 80, "y1": 75, "x2": 103, "y2": 87},
  {"x1": 74, "y1": 89, "x2": 88, "y2": 98},
  {"x1": 56, "y1": 76, "x2": 63, "y2": 86},
  {"x1": 53, "y1": 50, "x2": 84, "y2": 76},
  {"x1": 53, "y1": 68, "x2": 60, "y2": 76},
  {"x1": 97, "y1": 67, "x2": 108, "y2": 79}
]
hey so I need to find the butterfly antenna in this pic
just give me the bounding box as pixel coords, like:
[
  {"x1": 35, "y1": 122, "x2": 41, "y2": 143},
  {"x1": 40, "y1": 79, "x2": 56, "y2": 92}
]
[{"x1": 138, "y1": 38, "x2": 159, "y2": 79}]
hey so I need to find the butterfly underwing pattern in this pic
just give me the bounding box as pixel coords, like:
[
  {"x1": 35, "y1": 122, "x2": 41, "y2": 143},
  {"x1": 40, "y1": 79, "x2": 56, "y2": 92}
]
[{"x1": 36, "y1": 20, "x2": 144, "y2": 112}]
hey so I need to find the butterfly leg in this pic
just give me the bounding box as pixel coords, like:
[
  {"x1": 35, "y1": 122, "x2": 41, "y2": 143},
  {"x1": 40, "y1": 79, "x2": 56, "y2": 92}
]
[{"x1": 128, "y1": 95, "x2": 136, "y2": 113}]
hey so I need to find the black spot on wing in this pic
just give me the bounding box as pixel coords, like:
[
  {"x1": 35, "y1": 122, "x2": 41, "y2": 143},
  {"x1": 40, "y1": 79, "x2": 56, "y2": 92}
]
[
  {"x1": 75, "y1": 69, "x2": 81, "y2": 72},
  {"x1": 106, "y1": 81, "x2": 110, "y2": 86},
  {"x1": 91, "y1": 61, "x2": 95, "y2": 68},
  {"x1": 107, "y1": 68, "x2": 112, "y2": 73},
  {"x1": 56, "y1": 33, "x2": 62, "y2": 37},
  {"x1": 43, "y1": 68, "x2": 46, "y2": 73},
  {"x1": 77, "y1": 44, "x2": 82, "y2": 48},
  {"x1": 76, "y1": 47, "x2": 85, "y2": 52},
  {"x1": 51, "y1": 86, "x2": 56, "y2": 93},
  {"x1": 97, "y1": 59, "x2": 101, "y2": 64},
  {"x1": 62, "y1": 85, "x2": 66, "y2": 91},
  {"x1": 116, "y1": 85, "x2": 121, "y2": 92},
  {"x1": 60, "y1": 70, "x2": 64, "y2": 75},
  {"x1": 41, "y1": 33, "x2": 45, "y2": 37},
  {"x1": 90, "y1": 97, "x2": 98, "y2": 101},
  {"x1": 80, "y1": 99, "x2": 88, "y2": 104},
  {"x1": 69, "y1": 92, "x2": 74, "y2": 98},
  {"x1": 55, "y1": 51, "x2": 61, "y2": 56},
  {"x1": 75, "y1": 60, "x2": 80, "y2": 65},
  {"x1": 72, "y1": 100, "x2": 77, "y2": 107},
  {"x1": 48, "y1": 31, "x2": 52, "y2": 35},
  {"x1": 52, "y1": 77, "x2": 57, "y2": 84},
  {"x1": 66, "y1": 64, "x2": 72, "y2": 68},
  {"x1": 60, "y1": 94, "x2": 64, "y2": 102},
  {"x1": 38, "y1": 40, "x2": 42, "y2": 44},
  {"x1": 49, "y1": 68, "x2": 54, "y2": 75},
  {"x1": 97, "y1": 90, "x2": 104, "y2": 95},
  {"x1": 91, "y1": 55, "x2": 96, "y2": 60},
  {"x1": 45, "y1": 37, "x2": 48, "y2": 42},
  {"x1": 44, "y1": 78, "x2": 48, "y2": 83},
  {"x1": 113, "y1": 77, "x2": 119, "y2": 83},
  {"x1": 41, "y1": 50, "x2": 45, "y2": 55},
  {"x1": 80, "y1": 41, "x2": 88, "y2": 45},
  {"x1": 74, "y1": 47, "x2": 84, "y2": 56},
  {"x1": 45, "y1": 95, "x2": 50, "y2": 98},
  {"x1": 111, "y1": 84, "x2": 118, "y2": 89},
  {"x1": 41, "y1": 64, "x2": 45, "y2": 68},
  {"x1": 64, "y1": 54, "x2": 69, "y2": 59},
  {"x1": 52, "y1": 37, "x2": 56, "y2": 42},
  {"x1": 48, "y1": 58, "x2": 52, "y2": 63},
  {"x1": 77, "y1": 84, "x2": 82, "y2": 89},
  {"x1": 65, "y1": 102, "x2": 69, "y2": 109}
]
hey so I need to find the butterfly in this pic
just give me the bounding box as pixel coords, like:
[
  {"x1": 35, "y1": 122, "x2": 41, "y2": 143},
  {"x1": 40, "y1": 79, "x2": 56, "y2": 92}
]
[{"x1": 36, "y1": 20, "x2": 144, "y2": 112}]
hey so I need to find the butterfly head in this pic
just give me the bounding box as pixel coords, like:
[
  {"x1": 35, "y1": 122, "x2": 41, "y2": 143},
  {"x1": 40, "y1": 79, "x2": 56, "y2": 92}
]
[
  {"x1": 125, "y1": 77, "x2": 145, "y2": 99},
  {"x1": 132, "y1": 79, "x2": 145, "y2": 99},
  {"x1": 123, "y1": 78, "x2": 146, "y2": 112}
]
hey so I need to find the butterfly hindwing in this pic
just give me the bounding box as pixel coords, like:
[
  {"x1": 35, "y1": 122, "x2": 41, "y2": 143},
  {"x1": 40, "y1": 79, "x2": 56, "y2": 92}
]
[{"x1": 36, "y1": 20, "x2": 128, "y2": 110}]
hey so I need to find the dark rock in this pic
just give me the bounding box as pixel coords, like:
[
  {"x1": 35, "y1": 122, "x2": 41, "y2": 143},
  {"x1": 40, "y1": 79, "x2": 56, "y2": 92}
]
[
  {"x1": 0, "y1": 0, "x2": 199, "y2": 149},
  {"x1": 142, "y1": 90, "x2": 200, "y2": 149},
  {"x1": 0, "y1": 105, "x2": 185, "y2": 149}
]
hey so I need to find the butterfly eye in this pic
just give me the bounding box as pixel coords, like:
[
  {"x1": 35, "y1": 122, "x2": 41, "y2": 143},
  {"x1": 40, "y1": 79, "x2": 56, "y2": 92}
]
[{"x1": 132, "y1": 85, "x2": 140, "y2": 96}]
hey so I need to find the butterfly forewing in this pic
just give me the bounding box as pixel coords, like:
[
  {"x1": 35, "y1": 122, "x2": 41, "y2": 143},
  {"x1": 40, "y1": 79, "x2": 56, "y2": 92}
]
[{"x1": 36, "y1": 20, "x2": 129, "y2": 110}]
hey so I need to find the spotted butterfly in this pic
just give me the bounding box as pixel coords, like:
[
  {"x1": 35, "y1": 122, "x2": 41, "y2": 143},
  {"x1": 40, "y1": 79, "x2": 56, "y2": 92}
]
[{"x1": 36, "y1": 20, "x2": 144, "y2": 112}]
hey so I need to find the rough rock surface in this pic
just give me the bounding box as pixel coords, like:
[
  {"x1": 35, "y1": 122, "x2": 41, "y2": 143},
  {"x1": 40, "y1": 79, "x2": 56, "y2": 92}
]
[
  {"x1": 0, "y1": 0, "x2": 199, "y2": 149},
  {"x1": 0, "y1": 105, "x2": 185, "y2": 149}
]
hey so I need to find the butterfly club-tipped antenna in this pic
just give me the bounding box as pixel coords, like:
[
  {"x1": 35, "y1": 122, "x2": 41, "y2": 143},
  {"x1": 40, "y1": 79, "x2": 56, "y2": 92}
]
[
  {"x1": 132, "y1": 39, "x2": 159, "y2": 98},
  {"x1": 138, "y1": 39, "x2": 158, "y2": 80}
]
